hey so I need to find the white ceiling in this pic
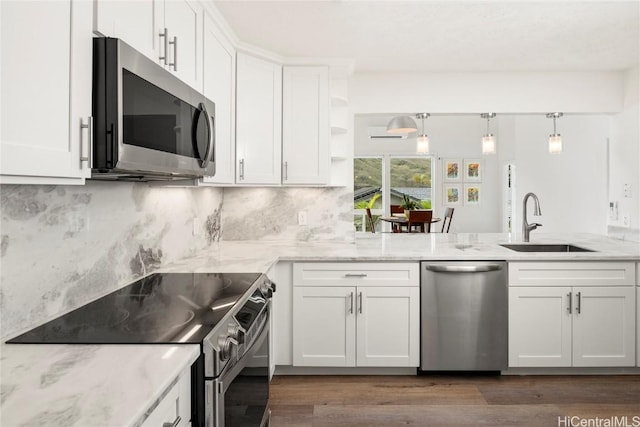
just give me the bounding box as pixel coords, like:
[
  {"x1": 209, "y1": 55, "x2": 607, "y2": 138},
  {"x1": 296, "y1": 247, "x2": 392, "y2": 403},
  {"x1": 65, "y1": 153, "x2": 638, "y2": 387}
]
[{"x1": 213, "y1": 0, "x2": 639, "y2": 73}]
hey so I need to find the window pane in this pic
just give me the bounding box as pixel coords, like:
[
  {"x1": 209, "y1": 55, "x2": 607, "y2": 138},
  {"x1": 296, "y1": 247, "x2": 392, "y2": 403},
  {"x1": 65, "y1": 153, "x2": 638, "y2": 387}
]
[
  {"x1": 354, "y1": 158, "x2": 382, "y2": 232},
  {"x1": 390, "y1": 157, "x2": 432, "y2": 210}
]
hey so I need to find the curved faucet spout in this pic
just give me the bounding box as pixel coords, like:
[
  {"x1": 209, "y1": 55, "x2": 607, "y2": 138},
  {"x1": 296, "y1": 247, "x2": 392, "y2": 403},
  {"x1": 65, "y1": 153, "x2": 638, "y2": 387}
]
[{"x1": 522, "y1": 192, "x2": 542, "y2": 242}]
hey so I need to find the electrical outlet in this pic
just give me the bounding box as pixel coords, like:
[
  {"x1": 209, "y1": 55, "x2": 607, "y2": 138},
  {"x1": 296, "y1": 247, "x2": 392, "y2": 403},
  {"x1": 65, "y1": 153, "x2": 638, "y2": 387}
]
[
  {"x1": 298, "y1": 211, "x2": 307, "y2": 225},
  {"x1": 193, "y1": 217, "x2": 201, "y2": 235},
  {"x1": 623, "y1": 184, "x2": 632, "y2": 198}
]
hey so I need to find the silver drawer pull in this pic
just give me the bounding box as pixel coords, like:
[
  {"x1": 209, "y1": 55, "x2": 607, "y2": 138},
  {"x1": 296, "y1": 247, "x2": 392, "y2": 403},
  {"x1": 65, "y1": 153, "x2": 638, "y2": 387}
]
[
  {"x1": 163, "y1": 416, "x2": 181, "y2": 427},
  {"x1": 344, "y1": 273, "x2": 367, "y2": 278}
]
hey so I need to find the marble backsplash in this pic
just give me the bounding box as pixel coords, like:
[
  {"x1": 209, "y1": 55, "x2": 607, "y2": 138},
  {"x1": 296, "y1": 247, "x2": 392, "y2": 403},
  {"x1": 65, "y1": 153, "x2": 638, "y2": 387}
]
[
  {"x1": 0, "y1": 182, "x2": 223, "y2": 340},
  {"x1": 220, "y1": 187, "x2": 355, "y2": 242},
  {"x1": 0, "y1": 183, "x2": 353, "y2": 339}
]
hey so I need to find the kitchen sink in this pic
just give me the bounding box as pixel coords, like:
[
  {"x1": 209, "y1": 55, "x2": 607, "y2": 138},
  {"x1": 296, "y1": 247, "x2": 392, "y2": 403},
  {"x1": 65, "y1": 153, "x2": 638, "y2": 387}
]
[{"x1": 500, "y1": 243, "x2": 595, "y2": 253}]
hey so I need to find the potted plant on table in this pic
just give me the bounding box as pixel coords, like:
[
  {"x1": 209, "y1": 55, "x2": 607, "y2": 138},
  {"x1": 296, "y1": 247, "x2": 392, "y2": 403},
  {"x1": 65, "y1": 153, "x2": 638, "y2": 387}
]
[{"x1": 401, "y1": 194, "x2": 419, "y2": 217}]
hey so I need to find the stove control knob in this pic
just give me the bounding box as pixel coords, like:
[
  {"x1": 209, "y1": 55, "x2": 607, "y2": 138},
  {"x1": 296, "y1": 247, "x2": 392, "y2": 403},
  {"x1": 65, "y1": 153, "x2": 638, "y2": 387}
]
[
  {"x1": 218, "y1": 336, "x2": 238, "y2": 361},
  {"x1": 260, "y1": 280, "x2": 276, "y2": 298},
  {"x1": 227, "y1": 324, "x2": 246, "y2": 345}
]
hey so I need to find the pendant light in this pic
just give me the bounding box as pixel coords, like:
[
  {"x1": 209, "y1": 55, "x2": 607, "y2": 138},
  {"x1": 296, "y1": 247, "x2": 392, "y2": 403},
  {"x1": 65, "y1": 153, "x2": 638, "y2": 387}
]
[
  {"x1": 386, "y1": 116, "x2": 418, "y2": 134},
  {"x1": 415, "y1": 113, "x2": 430, "y2": 154},
  {"x1": 481, "y1": 113, "x2": 496, "y2": 154},
  {"x1": 547, "y1": 112, "x2": 563, "y2": 154}
]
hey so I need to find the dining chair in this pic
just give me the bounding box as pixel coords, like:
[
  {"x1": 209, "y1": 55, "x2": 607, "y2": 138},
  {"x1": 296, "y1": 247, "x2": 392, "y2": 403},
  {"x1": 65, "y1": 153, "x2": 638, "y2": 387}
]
[
  {"x1": 441, "y1": 208, "x2": 455, "y2": 233},
  {"x1": 390, "y1": 205, "x2": 404, "y2": 214},
  {"x1": 365, "y1": 208, "x2": 376, "y2": 233},
  {"x1": 407, "y1": 210, "x2": 433, "y2": 233},
  {"x1": 389, "y1": 205, "x2": 406, "y2": 232}
]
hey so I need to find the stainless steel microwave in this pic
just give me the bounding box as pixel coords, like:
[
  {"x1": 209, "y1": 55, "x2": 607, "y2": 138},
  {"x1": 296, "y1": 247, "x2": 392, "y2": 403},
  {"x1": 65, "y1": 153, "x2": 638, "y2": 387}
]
[{"x1": 92, "y1": 38, "x2": 215, "y2": 181}]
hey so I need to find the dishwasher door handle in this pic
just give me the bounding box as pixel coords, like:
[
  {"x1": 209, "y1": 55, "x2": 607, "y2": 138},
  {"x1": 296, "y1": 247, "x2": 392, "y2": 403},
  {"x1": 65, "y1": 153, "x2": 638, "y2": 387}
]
[{"x1": 424, "y1": 264, "x2": 503, "y2": 273}]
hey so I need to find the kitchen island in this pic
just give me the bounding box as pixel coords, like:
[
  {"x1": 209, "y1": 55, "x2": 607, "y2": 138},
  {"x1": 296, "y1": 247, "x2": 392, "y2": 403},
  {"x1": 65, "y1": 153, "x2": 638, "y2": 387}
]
[{"x1": 2, "y1": 233, "x2": 639, "y2": 426}]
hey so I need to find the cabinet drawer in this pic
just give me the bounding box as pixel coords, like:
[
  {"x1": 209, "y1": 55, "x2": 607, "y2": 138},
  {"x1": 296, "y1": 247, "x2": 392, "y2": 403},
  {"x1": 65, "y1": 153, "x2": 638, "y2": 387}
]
[
  {"x1": 294, "y1": 262, "x2": 419, "y2": 287},
  {"x1": 509, "y1": 262, "x2": 636, "y2": 286},
  {"x1": 140, "y1": 371, "x2": 191, "y2": 427}
]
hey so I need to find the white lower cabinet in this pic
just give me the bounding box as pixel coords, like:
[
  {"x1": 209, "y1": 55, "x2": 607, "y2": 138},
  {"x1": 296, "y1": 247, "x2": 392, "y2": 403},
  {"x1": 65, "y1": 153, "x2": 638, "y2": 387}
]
[
  {"x1": 141, "y1": 371, "x2": 191, "y2": 427},
  {"x1": 292, "y1": 262, "x2": 420, "y2": 368},
  {"x1": 508, "y1": 262, "x2": 636, "y2": 368}
]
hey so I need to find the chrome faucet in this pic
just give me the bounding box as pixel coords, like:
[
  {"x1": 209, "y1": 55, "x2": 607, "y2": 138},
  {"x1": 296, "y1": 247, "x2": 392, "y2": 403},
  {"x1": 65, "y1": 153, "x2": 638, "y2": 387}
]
[{"x1": 522, "y1": 192, "x2": 542, "y2": 242}]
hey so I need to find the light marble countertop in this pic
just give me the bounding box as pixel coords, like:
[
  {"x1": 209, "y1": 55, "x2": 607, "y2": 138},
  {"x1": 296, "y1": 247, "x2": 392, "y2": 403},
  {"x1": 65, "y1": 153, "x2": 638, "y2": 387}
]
[
  {"x1": 163, "y1": 233, "x2": 640, "y2": 274},
  {"x1": 1, "y1": 232, "x2": 638, "y2": 427},
  {"x1": 0, "y1": 344, "x2": 200, "y2": 427}
]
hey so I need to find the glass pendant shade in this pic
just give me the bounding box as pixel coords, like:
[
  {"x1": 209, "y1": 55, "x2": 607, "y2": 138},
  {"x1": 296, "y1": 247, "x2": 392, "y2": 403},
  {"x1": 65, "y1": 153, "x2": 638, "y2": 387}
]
[
  {"x1": 416, "y1": 134, "x2": 430, "y2": 154},
  {"x1": 482, "y1": 134, "x2": 496, "y2": 154},
  {"x1": 549, "y1": 134, "x2": 562, "y2": 153},
  {"x1": 386, "y1": 116, "x2": 418, "y2": 134}
]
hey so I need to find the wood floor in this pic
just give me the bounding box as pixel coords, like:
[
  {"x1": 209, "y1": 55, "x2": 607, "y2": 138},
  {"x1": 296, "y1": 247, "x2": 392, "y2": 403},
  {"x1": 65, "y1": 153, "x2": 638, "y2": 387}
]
[{"x1": 269, "y1": 374, "x2": 640, "y2": 426}]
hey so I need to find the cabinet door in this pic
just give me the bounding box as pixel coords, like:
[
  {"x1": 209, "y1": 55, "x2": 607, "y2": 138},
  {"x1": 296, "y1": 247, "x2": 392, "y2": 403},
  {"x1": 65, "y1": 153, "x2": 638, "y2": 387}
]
[
  {"x1": 163, "y1": 0, "x2": 202, "y2": 91},
  {"x1": 292, "y1": 286, "x2": 355, "y2": 367},
  {"x1": 572, "y1": 286, "x2": 636, "y2": 367},
  {"x1": 1, "y1": 0, "x2": 91, "y2": 184},
  {"x1": 94, "y1": 0, "x2": 160, "y2": 62},
  {"x1": 356, "y1": 287, "x2": 419, "y2": 367},
  {"x1": 282, "y1": 66, "x2": 329, "y2": 185},
  {"x1": 508, "y1": 287, "x2": 572, "y2": 367},
  {"x1": 140, "y1": 371, "x2": 191, "y2": 427},
  {"x1": 200, "y1": 12, "x2": 235, "y2": 185},
  {"x1": 236, "y1": 52, "x2": 282, "y2": 185}
]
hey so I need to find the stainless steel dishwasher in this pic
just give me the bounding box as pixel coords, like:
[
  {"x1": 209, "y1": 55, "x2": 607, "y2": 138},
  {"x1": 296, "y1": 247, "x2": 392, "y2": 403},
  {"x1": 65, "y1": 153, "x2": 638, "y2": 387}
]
[{"x1": 420, "y1": 261, "x2": 508, "y2": 372}]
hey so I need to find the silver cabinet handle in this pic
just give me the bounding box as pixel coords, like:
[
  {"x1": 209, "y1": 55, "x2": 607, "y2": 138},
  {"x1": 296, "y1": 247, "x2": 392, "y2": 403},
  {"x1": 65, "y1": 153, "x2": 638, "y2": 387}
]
[
  {"x1": 567, "y1": 292, "x2": 572, "y2": 314},
  {"x1": 349, "y1": 292, "x2": 354, "y2": 314},
  {"x1": 576, "y1": 291, "x2": 581, "y2": 314},
  {"x1": 425, "y1": 264, "x2": 503, "y2": 273},
  {"x1": 358, "y1": 292, "x2": 363, "y2": 314},
  {"x1": 239, "y1": 159, "x2": 245, "y2": 180},
  {"x1": 283, "y1": 161, "x2": 288, "y2": 181},
  {"x1": 79, "y1": 116, "x2": 92, "y2": 168},
  {"x1": 163, "y1": 416, "x2": 181, "y2": 427},
  {"x1": 168, "y1": 36, "x2": 177, "y2": 71},
  {"x1": 344, "y1": 273, "x2": 367, "y2": 278},
  {"x1": 159, "y1": 28, "x2": 169, "y2": 64}
]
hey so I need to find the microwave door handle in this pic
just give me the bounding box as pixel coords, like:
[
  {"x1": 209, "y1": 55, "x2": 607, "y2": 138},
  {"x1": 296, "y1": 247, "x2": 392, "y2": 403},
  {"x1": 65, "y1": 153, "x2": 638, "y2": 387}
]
[{"x1": 199, "y1": 103, "x2": 214, "y2": 170}]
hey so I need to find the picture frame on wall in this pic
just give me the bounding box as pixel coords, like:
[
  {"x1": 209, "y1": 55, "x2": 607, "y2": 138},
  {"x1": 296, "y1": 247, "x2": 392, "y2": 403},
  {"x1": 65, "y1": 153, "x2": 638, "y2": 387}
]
[
  {"x1": 443, "y1": 159, "x2": 462, "y2": 182},
  {"x1": 465, "y1": 184, "x2": 481, "y2": 206},
  {"x1": 464, "y1": 159, "x2": 482, "y2": 181},
  {"x1": 443, "y1": 184, "x2": 462, "y2": 206}
]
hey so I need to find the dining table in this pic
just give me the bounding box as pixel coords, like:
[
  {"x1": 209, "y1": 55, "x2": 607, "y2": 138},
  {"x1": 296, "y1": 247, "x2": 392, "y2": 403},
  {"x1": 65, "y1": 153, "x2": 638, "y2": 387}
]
[{"x1": 379, "y1": 213, "x2": 442, "y2": 233}]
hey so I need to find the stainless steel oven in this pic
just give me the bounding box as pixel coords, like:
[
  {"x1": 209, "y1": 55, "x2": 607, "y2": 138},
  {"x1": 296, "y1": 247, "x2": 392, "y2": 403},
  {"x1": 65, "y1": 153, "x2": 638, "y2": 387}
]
[
  {"x1": 92, "y1": 37, "x2": 215, "y2": 181},
  {"x1": 208, "y1": 305, "x2": 270, "y2": 427},
  {"x1": 203, "y1": 284, "x2": 274, "y2": 427}
]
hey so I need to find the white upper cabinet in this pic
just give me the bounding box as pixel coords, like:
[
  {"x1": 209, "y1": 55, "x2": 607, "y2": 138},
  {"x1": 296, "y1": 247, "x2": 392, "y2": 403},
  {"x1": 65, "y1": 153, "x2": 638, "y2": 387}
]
[
  {"x1": 1, "y1": 0, "x2": 92, "y2": 184},
  {"x1": 94, "y1": 0, "x2": 158, "y2": 61},
  {"x1": 235, "y1": 52, "x2": 282, "y2": 185},
  {"x1": 200, "y1": 11, "x2": 235, "y2": 185},
  {"x1": 162, "y1": 0, "x2": 202, "y2": 90},
  {"x1": 282, "y1": 66, "x2": 330, "y2": 185},
  {"x1": 94, "y1": 0, "x2": 202, "y2": 91}
]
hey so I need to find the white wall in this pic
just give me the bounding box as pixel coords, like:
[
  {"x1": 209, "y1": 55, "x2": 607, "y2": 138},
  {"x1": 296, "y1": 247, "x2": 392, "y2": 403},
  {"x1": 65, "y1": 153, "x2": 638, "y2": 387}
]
[
  {"x1": 351, "y1": 71, "x2": 624, "y2": 114},
  {"x1": 508, "y1": 115, "x2": 610, "y2": 237},
  {"x1": 609, "y1": 66, "x2": 640, "y2": 241}
]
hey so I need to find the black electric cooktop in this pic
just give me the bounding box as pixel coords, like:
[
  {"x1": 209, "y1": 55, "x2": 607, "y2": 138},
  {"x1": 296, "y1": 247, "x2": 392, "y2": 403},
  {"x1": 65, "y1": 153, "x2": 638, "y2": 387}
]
[{"x1": 7, "y1": 272, "x2": 262, "y2": 344}]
